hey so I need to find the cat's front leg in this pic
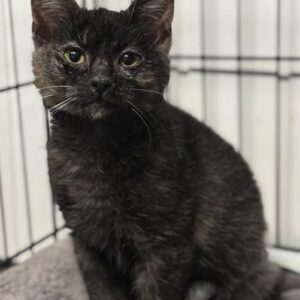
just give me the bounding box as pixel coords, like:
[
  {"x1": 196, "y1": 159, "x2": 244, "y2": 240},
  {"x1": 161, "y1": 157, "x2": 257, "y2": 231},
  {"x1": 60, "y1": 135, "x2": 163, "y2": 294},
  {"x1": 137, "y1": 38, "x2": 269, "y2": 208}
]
[
  {"x1": 134, "y1": 248, "x2": 193, "y2": 300},
  {"x1": 185, "y1": 282, "x2": 217, "y2": 300},
  {"x1": 73, "y1": 238, "x2": 128, "y2": 300}
]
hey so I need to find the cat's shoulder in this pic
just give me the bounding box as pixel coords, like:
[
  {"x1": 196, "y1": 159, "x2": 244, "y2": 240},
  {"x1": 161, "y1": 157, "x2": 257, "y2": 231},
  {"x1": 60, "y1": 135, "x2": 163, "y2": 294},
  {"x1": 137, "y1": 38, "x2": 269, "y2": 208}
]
[{"x1": 162, "y1": 101, "x2": 224, "y2": 142}]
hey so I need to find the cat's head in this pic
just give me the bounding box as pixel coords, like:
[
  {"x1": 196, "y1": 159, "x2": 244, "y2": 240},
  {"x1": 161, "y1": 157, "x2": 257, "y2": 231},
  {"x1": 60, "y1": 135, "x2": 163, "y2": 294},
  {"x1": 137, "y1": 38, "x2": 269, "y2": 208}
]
[{"x1": 31, "y1": 0, "x2": 174, "y2": 120}]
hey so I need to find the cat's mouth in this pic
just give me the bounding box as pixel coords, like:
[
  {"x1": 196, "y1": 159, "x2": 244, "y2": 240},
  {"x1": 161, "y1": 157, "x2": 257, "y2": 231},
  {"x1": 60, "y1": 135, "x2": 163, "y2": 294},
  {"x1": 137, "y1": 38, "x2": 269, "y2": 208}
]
[
  {"x1": 46, "y1": 86, "x2": 126, "y2": 120},
  {"x1": 78, "y1": 100, "x2": 116, "y2": 120},
  {"x1": 81, "y1": 93, "x2": 125, "y2": 120}
]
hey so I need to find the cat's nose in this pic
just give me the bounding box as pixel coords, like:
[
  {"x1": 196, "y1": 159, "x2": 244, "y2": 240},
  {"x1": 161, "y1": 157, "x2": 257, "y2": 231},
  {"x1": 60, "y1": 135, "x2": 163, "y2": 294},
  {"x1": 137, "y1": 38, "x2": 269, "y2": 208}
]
[{"x1": 91, "y1": 77, "x2": 113, "y2": 97}]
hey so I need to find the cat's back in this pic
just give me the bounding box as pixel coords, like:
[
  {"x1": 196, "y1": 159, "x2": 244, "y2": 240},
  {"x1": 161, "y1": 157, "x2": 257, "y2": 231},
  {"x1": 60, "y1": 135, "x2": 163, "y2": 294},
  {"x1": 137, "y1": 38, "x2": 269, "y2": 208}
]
[
  {"x1": 165, "y1": 102, "x2": 261, "y2": 203},
  {"x1": 165, "y1": 103, "x2": 267, "y2": 283}
]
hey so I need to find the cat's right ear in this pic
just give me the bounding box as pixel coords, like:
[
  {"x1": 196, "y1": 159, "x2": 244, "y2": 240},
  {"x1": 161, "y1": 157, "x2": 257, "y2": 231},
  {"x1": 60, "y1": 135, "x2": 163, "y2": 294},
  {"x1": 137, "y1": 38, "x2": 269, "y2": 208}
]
[
  {"x1": 31, "y1": 0, "x2": 79, "y2": 47},
  {"x1": 129, "y1": 0, "x2": 174, "y2": 53}
]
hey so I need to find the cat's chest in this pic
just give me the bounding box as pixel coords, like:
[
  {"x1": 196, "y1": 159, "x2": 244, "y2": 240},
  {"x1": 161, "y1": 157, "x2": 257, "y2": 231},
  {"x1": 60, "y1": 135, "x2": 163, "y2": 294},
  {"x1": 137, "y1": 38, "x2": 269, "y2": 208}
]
[
  {"x1": 49, "y1": 140, "x2": 132, "y2": 190},
  {"x1": 49, "y1": 141, "x2": 141, "y2": 241}
]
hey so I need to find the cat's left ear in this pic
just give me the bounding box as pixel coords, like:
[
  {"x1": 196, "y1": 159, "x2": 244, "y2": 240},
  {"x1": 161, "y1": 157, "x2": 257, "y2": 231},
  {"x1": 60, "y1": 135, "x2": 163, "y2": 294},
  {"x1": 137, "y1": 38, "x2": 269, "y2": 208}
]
[
  {"x1": 129, "y1": 0, "x2": 174, "y2": 53},
  {"x1": 31, "y1": 0, "x2": 80, "y2": 46}
]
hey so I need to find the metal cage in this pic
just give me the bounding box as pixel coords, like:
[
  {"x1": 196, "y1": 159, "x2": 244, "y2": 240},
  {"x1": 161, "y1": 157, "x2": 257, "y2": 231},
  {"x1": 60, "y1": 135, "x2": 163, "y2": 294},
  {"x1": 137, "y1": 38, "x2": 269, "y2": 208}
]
[{"x1": 1, "y1": 0, "x2": 300, "y2": 270}]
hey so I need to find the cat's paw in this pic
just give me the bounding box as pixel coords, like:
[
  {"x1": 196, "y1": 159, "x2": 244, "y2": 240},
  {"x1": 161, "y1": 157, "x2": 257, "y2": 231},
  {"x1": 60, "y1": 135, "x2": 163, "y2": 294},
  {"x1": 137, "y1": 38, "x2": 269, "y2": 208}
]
[{"x1": 185, "y1": 281, "x2": 217, "y2": 300}]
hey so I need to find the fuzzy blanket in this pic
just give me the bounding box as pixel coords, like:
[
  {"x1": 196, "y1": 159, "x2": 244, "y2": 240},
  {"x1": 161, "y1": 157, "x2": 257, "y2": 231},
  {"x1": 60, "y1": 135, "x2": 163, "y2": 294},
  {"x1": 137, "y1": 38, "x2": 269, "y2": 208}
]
[{"x1": 0, "y1": 238, "x2": 299, "y2": 300}]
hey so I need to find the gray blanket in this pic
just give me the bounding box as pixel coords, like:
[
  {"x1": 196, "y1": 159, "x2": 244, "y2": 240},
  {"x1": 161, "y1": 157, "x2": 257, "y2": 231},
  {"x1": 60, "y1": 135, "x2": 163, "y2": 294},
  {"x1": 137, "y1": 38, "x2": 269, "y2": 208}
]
[{"x1": 0, "y1": 238, "x2": 299, "y2": 300}]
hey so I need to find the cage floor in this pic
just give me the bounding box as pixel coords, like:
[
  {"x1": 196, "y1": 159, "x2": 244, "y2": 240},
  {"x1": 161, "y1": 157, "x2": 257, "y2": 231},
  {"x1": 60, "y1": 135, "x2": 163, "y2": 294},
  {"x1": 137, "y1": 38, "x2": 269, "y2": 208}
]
[{"x1": 0, "y1": 238, "x2": 299, "y2": 300}]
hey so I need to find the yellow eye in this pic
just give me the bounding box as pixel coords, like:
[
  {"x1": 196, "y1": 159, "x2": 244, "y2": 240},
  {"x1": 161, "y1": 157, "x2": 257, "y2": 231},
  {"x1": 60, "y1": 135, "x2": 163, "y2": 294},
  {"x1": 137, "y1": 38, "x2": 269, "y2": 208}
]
[
  {"x1": 64, "y1": 48, "x2": 85, "y2": 65},
  {"x1": 119, "y1": 51, "x2": 142, "y2": 68}
]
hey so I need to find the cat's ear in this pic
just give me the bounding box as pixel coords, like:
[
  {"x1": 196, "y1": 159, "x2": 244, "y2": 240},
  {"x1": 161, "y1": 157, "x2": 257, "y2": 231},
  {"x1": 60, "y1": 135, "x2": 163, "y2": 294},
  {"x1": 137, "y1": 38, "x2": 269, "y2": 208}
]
[
  {"x1": 31, "y1": 0, "x2": 79, "y2": 46},
  {"x1": 129, "y1": 0, "x2": 174, "y2": 53}
]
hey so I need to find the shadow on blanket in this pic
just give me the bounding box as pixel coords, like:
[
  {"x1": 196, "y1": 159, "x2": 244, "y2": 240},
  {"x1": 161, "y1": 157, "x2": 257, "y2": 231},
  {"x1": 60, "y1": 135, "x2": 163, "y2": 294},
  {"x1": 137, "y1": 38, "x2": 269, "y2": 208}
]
[{"x1": 0, "y1": 238, "x2": 299, "y2": 300}]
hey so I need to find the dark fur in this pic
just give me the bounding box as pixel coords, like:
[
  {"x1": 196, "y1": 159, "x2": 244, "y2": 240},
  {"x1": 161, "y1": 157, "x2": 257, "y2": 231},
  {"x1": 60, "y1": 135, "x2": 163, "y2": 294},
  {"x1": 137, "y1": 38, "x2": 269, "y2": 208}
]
[{"x1": 31, "y1": 0, "x2": 282, "y2": 299}]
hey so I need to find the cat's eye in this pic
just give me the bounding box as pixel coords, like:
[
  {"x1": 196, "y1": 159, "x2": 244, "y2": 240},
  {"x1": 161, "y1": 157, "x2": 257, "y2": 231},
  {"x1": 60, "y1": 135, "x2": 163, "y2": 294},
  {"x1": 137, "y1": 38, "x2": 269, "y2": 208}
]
[
  {"x1": 64, "y1": 48, "x2": 85, "y2": 65},
  {"x1": 119, "y1": 51, "x2": 142, "y2": 68}
]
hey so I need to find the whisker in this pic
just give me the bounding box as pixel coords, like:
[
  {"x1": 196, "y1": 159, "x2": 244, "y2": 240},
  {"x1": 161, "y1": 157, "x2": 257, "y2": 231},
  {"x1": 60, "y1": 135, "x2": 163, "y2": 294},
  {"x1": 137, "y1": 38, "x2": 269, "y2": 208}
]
[
  {"x1": 131, "y1": 88, "x2": 164, "y2": 98},
  {"x1": 128, "y1": 94, "x2": 157, "y2": 128},
  {"x1": 42, "y1": 94, "x2": 53, "y2": 99},
  {"x1": 49, "y1": 98, "x2": 72, "y2": 112},
  {"x1": 39, "y1": 85, "x2": 73, "y2": 90},
  {"x1": 49, "y1": 96, "x2": 76, "y2": 113},
  {"x1": 51, "y1": 99, "x2": 75, "y2": 114},
  {"x1": 130, "y1": 0, "x2": 138, "y2": 18},
  {"x1": 124, "y1": 98, "x2": 144, "y2": 118},
  {"x1": 58, "y1": 98, "x2": 76, "y2": 112},
  {"x1": 124, "y1": 98, "x2": 152, "y2": 145},
  {"x1": 50, "y1": 97, "x2": 76, "y2": 117},
  {"x1": 131, "y1": 108, "x2": 152, "y2": 146}
]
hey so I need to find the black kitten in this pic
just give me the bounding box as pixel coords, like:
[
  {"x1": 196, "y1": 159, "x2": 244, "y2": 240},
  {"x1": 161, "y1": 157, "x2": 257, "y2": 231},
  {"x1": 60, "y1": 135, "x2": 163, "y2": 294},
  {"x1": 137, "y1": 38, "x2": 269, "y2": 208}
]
[{"x1": 31, "y1": 0, "x2": 282, "y2": 299}]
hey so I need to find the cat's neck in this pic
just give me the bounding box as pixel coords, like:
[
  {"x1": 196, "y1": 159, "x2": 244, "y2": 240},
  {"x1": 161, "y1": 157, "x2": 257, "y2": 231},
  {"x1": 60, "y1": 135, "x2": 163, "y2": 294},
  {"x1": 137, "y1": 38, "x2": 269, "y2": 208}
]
[{"x1": 49, "y1": 108, "x2": 158, "y2": 153}]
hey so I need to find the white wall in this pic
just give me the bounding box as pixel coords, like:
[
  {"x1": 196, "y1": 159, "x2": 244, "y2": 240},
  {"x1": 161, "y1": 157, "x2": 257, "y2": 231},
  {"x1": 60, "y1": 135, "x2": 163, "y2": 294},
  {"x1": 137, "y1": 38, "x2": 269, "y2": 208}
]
[
  {"x1": 0, "y1": 0, "x2": 299, "y2": 262},
  {"x1": 170, "y1": 0, "x2": 300, "y2": 249}
]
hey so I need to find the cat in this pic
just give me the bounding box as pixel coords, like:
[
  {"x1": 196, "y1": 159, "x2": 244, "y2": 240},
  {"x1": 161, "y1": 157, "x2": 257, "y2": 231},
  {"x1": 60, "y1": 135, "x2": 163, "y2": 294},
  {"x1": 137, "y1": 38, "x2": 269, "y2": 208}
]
[{"x1": 31, "y1": 0, "x2": 283, "y2": 299}]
